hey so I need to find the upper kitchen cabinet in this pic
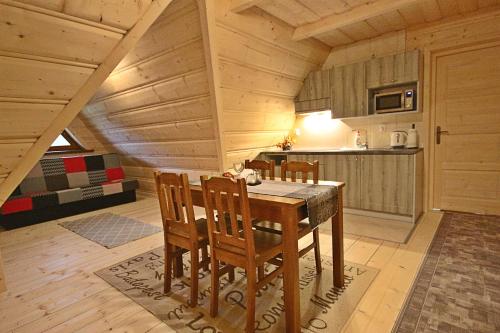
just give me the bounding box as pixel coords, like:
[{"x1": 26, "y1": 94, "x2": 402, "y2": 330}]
[
  {"x1": 332, "y1": 62, "x2": 367, "y2": 119},
  {"x1": 294, "y1": 69, "x2": 332, "y2": 114},
  {"x1": 366, "y1": 50, "x2": 420, "y2": 89}
]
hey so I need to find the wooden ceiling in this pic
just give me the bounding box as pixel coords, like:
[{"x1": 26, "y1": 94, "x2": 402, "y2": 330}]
[
  {"x1": 233, "y1": 0, "x2": 500, "y2": 47},
  {"x1": 0, "y1": 0, "x2": 172, "y2": 205}
]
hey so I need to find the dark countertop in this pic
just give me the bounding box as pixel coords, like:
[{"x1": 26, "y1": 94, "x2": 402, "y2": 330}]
[{"x1": 260, "y1": 147, "x2": 423, "y2": 155}]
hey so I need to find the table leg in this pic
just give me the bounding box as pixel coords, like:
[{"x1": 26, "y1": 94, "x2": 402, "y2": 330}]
[
  {"x1": 332, "y1": 188, "x2": 344, "y2": 288},
  {"x1": 282, "y1": 206, "x2": 300, "y2": 333}
]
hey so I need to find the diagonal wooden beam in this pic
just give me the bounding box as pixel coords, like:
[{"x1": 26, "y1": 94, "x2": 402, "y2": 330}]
[
  {"x1": 292, "y1": 0, "x2": 419, "y2": 41},
  {"x1": 0, "y1": 0, "x2": 174, "y2": 206},
  {"x1": 231, "y1": 0, "x2": 270, "y2": 13}
]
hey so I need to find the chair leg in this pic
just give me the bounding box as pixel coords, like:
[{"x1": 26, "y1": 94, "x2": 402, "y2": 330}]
[
  {"x1": 174, "y1": 246, "x2": 184, "y2": 278},
  {"x1": 228, "y1": 265, "x2": 235, "y2": 282},
  {"x1": 257, "y1": 266, "x2": 264, "y2": 282},
  {"x1": 246, "y1": 266, "x2": 257, "y2": 333},
  {"x1": 313, "y1": 228, "x2": 322, "y2": 274},
  {"x1": 210, "y1": 258, "x2": 219, "y2": 317},
  {"x1": 190, "y1": 250, "x2": 199, "y2": 307},
  {"x1": 164, "y1": 243, "x2": 173, "y2": 294},
  {"x1": 201, "y1": 245, "x2": 209, "y2": 272}
]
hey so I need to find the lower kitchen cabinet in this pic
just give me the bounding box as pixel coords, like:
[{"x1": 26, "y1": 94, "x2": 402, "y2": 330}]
[
  {"x1": 259, "y1": 151, "x2": 424, "y2": 222},
  {"x1": 359, "y1": 154, "x2": 414, "y2": 216}
]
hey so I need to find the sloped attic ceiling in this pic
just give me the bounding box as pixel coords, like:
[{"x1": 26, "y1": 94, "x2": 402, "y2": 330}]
[
  {"x1": 75, "y1": 0, "x2": 330, "y2": 192},
  {"x1": 77, "y1": 0, "x2": 222, "y2": 193},
  {"x1": 0, "y1": 0, "x2": 174, "y2": 205}
]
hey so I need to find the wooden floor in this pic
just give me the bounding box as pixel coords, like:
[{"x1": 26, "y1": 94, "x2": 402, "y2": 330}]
[{"x1": 0, "y1": 195, "x2": 442, "y2": 333}]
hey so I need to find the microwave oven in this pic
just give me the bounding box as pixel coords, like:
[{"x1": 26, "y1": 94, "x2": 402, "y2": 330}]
[{"x1": 374, "y1": 88, "x2": 416, "y2": 113}]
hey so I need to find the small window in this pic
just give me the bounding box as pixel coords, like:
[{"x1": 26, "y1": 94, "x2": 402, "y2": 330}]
[{"x1": 47, "y1": 130, "x2": 92, "y2": 154}]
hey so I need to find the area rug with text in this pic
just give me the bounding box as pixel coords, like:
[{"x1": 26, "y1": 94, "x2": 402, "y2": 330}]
[{"x1": 95, "y1": 247, "x2": 378, "y2": 332}]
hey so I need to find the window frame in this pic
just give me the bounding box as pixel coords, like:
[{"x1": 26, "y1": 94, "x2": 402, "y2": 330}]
[{"x1": 46, "y1": 130, "x2": 94, "y2": 155}]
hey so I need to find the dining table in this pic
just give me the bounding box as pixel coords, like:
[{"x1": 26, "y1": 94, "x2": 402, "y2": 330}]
[{"x1": 188, "y1": 179, "x2": 345, "y2": 333}]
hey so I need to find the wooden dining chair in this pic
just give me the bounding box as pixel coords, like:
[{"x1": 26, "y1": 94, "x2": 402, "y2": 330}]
[
  {"x1": 255, "y1": 160, "x2": 322, "y2": 274},
  {"x1": 154, "y1": 171, "x2": 210, "y2": 307},
  {"x1": 201, "y1": 176, "x2": 283, "y2": 332},
  {"x1": 244, "y1": 159, "x2": 275, "y2": 180}
]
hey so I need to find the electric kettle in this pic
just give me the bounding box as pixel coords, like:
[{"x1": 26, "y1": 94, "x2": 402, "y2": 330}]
[{"x1": 390, "y1": 130, "x2": 408, "y2": 148}]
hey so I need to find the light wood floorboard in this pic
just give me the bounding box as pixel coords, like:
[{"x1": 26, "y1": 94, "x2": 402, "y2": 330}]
[{"x1": 0, "y1": 196, "x2": 442, "y2": 332}]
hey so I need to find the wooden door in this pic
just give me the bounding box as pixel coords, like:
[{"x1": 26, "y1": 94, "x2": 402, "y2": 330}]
[{"x1": 433, "y1": 44, "x2": 500, "y2": 215}]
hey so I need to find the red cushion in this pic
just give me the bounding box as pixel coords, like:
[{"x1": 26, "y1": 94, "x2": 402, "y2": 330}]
[
  {"x1": 63, "y1": 157, "x2": 87, "y2": 173},
  {"x1": 1, "y1": 197, "x2": 33, "y2": 215},
  {"x1": 106, "y1": 167, "x2": 125, "y2": 181}
]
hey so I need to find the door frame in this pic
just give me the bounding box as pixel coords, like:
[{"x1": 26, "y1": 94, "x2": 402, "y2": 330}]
[{"x1": 423, "y1": 39, "x2": 500, "y2": 211}]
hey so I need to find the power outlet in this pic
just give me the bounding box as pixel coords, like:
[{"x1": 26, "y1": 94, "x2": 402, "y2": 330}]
[{"x1": 378, "y1": 125, "x2": 386, "y2": 132}]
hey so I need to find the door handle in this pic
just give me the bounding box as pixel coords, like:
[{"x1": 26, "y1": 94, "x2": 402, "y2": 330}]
[{"x1": 436, "y1": 126, "x2": 449, "y2": 145}]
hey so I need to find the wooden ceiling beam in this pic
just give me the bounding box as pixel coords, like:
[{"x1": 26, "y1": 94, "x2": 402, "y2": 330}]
[
  {"x1": 231, "y1": 0, "x2": 269, "y2": 13},
  {"x1": 0, "y1": 0, "x2": 174, "y2": 206},
  {"x1": 292, "y1": 0, "x2": 419, "y2": 41}
]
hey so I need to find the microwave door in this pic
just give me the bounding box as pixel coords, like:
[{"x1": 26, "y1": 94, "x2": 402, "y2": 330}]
[{"x1": 375, "y1": 92, "x2": 404, "y2": 113}]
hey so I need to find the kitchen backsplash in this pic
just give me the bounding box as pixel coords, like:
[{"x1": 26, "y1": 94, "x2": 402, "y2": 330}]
[{"x1": 292, "y1": 111, "x2": 424, "y2": 149}]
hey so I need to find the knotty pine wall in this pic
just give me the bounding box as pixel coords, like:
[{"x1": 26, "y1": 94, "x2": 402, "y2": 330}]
[
  {"x1": 78, "y1": 0, "x2": 220, "y2": 193},
  {"x1": 214, "y1": 0, "x2": 330, "y2": 169}
]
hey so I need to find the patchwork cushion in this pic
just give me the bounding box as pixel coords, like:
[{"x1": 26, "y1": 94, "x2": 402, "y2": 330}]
[
  {"x1": 122, "y1": 179, "x2": 139, "y2": 192},
  {"x1": 57, "y1": 188, "x2": 83, "y2": 204},
  {"x1": 63, "y1": 156, "x2": 86, "y2": 173},
  {"x1": 88, "y1": 170, "x2": 107, "y2": 185},
  {"x1": 106, "y1": 167, "x2": 125, "y2": 181},
  {"x1": 31, "y1": 192, "x2": 58, "y2": 210},
  {"x1": 81, "y1": 185, "x2": 104, "y2": 200},
  {"x1": 1, "y1": 197, "x2": 33, "y2": 214},
  {"x1": 67, "y1": 172, "x2": 90, "y2": 188},
  {"x1": 84, "y1": 155, "x2": 105, "y2": 171},
  {"x1": 20, "y1": 177, "x2": 47, "y2": 194},
  {"x1": 103, "y1": 154, "x2": 121, "y2": 169},
  {"x1": 26, "y1": 163, "x2": 44, "y2": 178},
  {"x1": 1, "y1": 154, "x2": 139, "y2": 216},
  {"x1": 40, "y1": 158, "x2": 65, "y2": 176},
  {"x1": 102, "y1": 182, "x2": 123, "y2": 196},
  {"x1": 45, "y1": 174, "x2": 69, "y2": 192}
]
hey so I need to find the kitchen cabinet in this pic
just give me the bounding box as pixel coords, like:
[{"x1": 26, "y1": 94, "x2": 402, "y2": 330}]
[
  {"x1": 359, "y1": 154, "x2": 414, "y2": 215},
  {"x1": 332, "y1": 62, "x2": 367, "y2": 119},
  {"x1": 259, "y1": 150, "x2": 423, "y2": 222},
  {"x1": 366, "y1": 50, "x2": 420, "y2": 89},
  {"x1": 294, "y1": 69, "x2": 332, "y2": 113}
]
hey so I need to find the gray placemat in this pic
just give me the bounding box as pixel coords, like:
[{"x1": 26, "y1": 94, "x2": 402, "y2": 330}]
[{"x1": 59, "y1": 212, "x2": 162, "y2": 248}]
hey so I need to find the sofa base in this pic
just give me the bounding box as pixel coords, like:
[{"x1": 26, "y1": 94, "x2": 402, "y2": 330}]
[{"x1": 0, "y1": 191, "x2": 137, "y2": 230}]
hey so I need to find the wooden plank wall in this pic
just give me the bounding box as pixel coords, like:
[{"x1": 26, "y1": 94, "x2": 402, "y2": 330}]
[
  {"x1": 79, "y1": 0, "x2": 220, "y2": 193},
  {"x1": 213, "y1": 0, "x2": 331, "y2": 169}
]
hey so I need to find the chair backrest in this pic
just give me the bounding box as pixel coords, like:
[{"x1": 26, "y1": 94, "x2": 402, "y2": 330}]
[
  {"x1": 245, "y1": 159, "x2": 275, "y2": 180},
  {"x1": 281, "y1": 160, "x2": 319, "y2": 184},
  {"x1": 200, "y1": 176, "x2": 255, "y2": 258},
  {"x1": 154, "y1": 172, "x2": 198, "y2": 241}
]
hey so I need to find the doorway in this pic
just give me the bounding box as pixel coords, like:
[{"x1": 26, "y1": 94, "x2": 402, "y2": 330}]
[{"x1": 432, "y1": 43, "x2": 500, "y2": 215}]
